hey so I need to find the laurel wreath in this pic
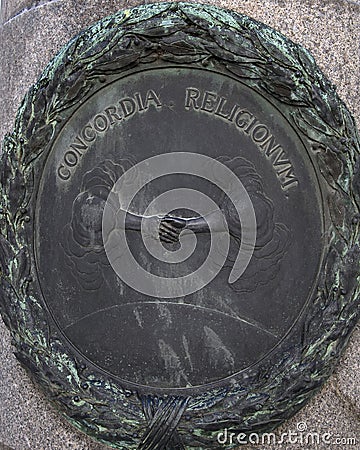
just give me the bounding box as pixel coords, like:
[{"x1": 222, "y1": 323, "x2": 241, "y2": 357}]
[{"x1": 0, "y1": 3, "x2": 359, "y2": 449}]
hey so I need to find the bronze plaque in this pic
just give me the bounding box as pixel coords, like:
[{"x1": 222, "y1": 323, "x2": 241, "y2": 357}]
[{"x1": 0, "y1": 3, "x2": 359, "y2": 449}]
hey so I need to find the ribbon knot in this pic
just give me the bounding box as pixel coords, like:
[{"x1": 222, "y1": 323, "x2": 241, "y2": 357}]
[{"x1": 139, "y1": 395, "x2": 190, "y2": 450}]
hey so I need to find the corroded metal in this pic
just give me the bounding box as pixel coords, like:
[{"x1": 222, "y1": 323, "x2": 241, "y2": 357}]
[{"x1": 0, "y1": 2, "x2": 359, "y2": 449}]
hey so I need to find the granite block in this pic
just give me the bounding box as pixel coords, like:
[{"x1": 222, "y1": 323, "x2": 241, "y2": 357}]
[{"x1": 0, "y1": 0, "x2": 359, "y2": 448}]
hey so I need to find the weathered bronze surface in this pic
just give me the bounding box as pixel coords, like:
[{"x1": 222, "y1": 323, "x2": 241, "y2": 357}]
[{"x1": 0, "y1": 2, "x2": 359, "y2": 449}]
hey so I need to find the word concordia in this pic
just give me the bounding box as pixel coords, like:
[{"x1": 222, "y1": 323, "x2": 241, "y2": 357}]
[{"x1": 57, "y1": 90, "x2": 161, "y2": 181}]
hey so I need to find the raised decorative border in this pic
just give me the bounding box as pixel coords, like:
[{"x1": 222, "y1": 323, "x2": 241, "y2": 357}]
[{"x1": 0, "y1": 3, "x2": 359, "y2": 449}]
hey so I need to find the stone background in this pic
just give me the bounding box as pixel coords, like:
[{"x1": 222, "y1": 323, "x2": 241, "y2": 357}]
[{"x1": 0, "y1": 0, "x2": 359, "y2": 449}]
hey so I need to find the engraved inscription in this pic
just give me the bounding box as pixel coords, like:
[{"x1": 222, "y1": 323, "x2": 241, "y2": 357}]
[
  {"x1": 57, "y1": 85, "x2": 298, "y2": 193},
  {"x1": 57, "y1": 90, "x2": 162, "y2": 181},
  {"x1": 184, "y1": 87, "x2": 299, "y2": 191}
]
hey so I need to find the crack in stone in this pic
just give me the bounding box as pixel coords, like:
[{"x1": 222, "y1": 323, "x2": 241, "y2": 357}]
[
  {"x1": 1, "y1": 0, "x2": 359, "y2": 27},
  {"x1": 1, "y1": 0, "x2": 61, "y2": 26},
  {"x1": 333, "y1": 375, "x2": 360, "y2": 418}
]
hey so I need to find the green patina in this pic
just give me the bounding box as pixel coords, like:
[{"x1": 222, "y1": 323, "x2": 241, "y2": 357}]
[{"x1": 0, "y1": 2, "x2": 359, "y2": 449}]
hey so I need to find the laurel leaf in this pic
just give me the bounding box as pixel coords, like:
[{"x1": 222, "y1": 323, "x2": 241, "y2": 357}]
[{"x1": 0, "y1": 235, "x2": 14, "y2": 276}]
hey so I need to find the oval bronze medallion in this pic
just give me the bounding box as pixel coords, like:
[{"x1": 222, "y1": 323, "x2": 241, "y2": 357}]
[{"x1": 0, "y1": 3, "x2": 359, "y2": 449}]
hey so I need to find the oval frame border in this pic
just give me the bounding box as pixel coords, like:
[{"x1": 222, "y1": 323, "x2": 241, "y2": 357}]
[{"x1": 0, "y1": 2, "x2": 359, "y2": 448}]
